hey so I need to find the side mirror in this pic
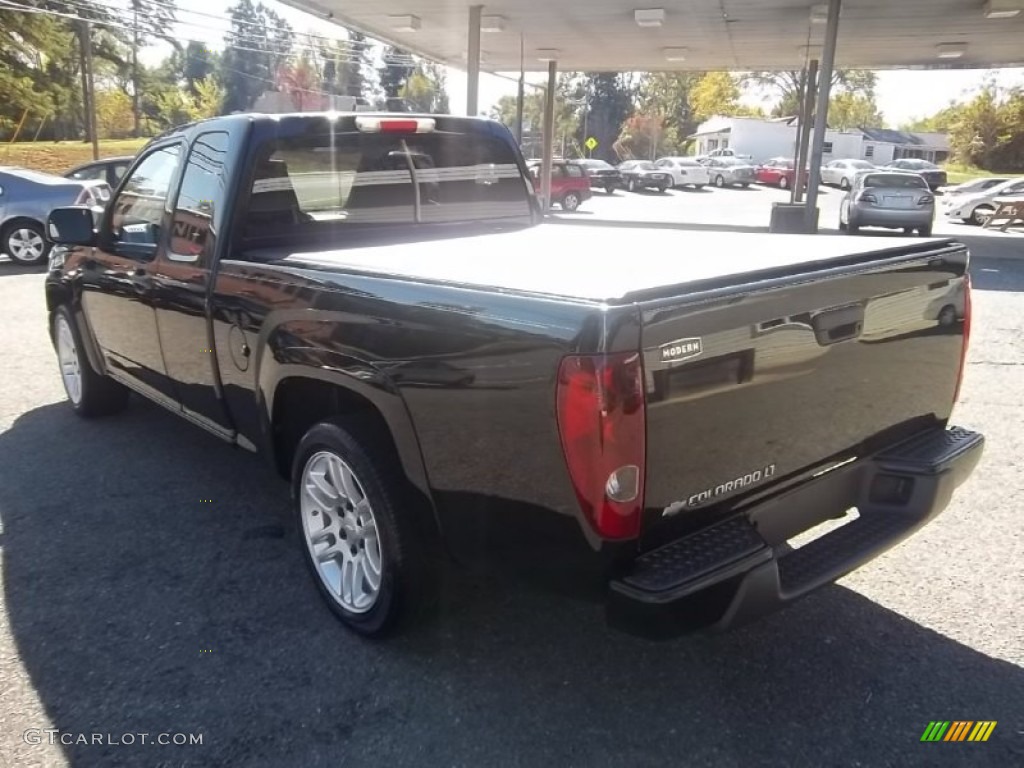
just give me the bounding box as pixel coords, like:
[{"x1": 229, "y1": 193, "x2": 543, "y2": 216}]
[{"x1": 47, "y1": 206, "x2": 97, "y2": 247}]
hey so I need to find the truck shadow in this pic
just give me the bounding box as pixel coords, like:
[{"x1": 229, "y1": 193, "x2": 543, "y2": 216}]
[{"x1": 2, "y1": 400, "x2": 1022, "y2": 766}]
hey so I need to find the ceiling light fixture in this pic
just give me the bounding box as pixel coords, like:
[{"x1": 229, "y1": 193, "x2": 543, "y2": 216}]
[
  {"x1": 387, "y1": 15, "x2": 421, "y2": 32},
  {"x1": 936, "y1": 42, "x2": 968, "y2": 58},
  {"x1": 481, "y1": 15, "x2": 506, "y2": 32},
  {"x1": 983, "y1": 0, "x2": 1023, "y2": 18},
  {"x1": 663, "y1": 47, "x2": 688, "y2": 61},
  {"x1": 634, "y1": 8, "x2": 666, "y2": 27}
]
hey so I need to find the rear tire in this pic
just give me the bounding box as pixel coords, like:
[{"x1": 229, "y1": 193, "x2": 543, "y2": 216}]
[
  {"x1": 293, "y1": 419, "x2": 439, "y2": 638},
  {"x1": 627, "y1": 178, "x2": 635, "y2": 192},
  {"x1": 848, "y1": 219, "x2": 861, "y2": 234},
  {"x1": 918, "y1": 225, "x2": 933, "y2": 237},
  {"x1": 779, "y1": 176, "x2": 789, "y2": 190},
  {"x1": 971, "y1": 206, "x2": 994, "y2": 226},
  {"x1": 3, "y1": 220, "x2": 50, "y2": 266},
  {"x1": 714, "y1": 175, "x2": 725, "y2": 188},
  {"x1": 840, "y1": 177, "x2": 851, "y2": 191},
  {"x1": 52, "y1": 305, "x2": 129, "y2": 417},
  {"x1": 560, "y1": 192, "x2": 580, "y2": 212}
]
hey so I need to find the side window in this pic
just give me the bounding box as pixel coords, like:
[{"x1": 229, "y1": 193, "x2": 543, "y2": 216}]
[
  {"x1": 110, "y1": 145, "x2": 181, "y2": 250},
  {"x1": 168, "y1": 132, "x2": 231, "y2": 265},
  {"x1": 551, "y1": 165, "x2": 567, "y2": 178},
  {"x1": 71, "y1": 166, "x2": 103, "y2": 181},
  {"x1": 566, "y1": 165, "x2": 584, "y2": 178}
]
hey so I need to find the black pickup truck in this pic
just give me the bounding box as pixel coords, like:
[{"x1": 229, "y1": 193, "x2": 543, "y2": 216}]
[{"x1": 44, "y1": 112, "x2": 983, "y2": 638}]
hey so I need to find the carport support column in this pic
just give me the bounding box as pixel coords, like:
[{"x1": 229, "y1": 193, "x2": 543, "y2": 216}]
[
  {"x1": 804, "y1": 0, "x2": 842, "y2": 232},
  {"x1": 793, "y1": 59, "x2": 818, "y2": 204},
  {"x1": 466, "y1": 5, "x2": 482, "y2": 117},
  {"x1": 540, "y1": 60, "x2": 557, "y2": 212}
]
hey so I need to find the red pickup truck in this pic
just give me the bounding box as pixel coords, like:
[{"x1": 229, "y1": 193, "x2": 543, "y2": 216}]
[{"x1": 527, "y1": 159, "x2": 592, "y2": 211}]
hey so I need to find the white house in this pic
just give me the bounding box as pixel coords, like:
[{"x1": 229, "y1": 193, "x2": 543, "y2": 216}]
[{"x1": 690, "y1": 116, "x2": 949, "y2": 165}]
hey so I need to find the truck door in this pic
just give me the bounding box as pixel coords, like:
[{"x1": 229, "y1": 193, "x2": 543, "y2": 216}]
[
  {"x1": 148, "y1": 130, "x2": 235, "y2": 437},
  {"x1": 79, "y1": 144, "x2": 181, "y2": 406}
]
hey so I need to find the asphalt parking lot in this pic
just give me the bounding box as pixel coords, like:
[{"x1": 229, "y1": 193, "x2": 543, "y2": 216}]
[{"x1": 1, "y1": 203, "x2": 1022, "y2": 767}]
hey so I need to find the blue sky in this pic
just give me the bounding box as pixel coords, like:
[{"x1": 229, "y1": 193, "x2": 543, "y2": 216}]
[{"x1": 139, "y1": 0, "x2": 1024, "y2": 125}]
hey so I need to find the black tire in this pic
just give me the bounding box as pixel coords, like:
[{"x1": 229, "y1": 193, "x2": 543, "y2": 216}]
[
  {"x1": 839, "y1": 216, "x2": 848, "y2": 232},
  {"x1": 840, "y1": 177, "x2": 851, "y2": 191},
  {"x1": 292, "y1": 419, "x2": 439, "y2": 638},
  {"x1": 903, "y1": 227, "x2": 915, "y2": 235},
  {"x1": 779, "y1": 176, "x2": 790, "y2": 190},
  {"x1": 3, "y1": 219, "x2": 51, "y2": 266},
  {"x1": 604, "y1": 184, "x2": 615, "y2": 195},
  {"x1": 918, "y1": 225, "x2": 933, "y2": 237},
  {"x1": 51, "y1": 305, "x2": 129, "y2": 417},
  {"x1": 739, "y1": 183, "x2": 750, "y2": 189},
  {"x1": 694, "y1": 184, "x2": 705, "y2": 190},
  {"x1": 626, "y1": 178, "x2": 635, "y2": 192},
  {"x1": 657, "y1": 185, "x2": 668, "y2": 194},
  {"x1": 714, "y1": 175, "x2": 725, "y2": 188},
  {"x1": 971, "y1": 206, "x2": 994, "y2": 226},
  {"x1": 848, "y1": 217, "x2": 861, "y2": 234},
  {"x1": 560, "y1": 192, "x2": 581, "y2": 211}
]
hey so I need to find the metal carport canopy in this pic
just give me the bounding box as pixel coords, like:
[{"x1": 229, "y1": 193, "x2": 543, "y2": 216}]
[{"x1": 280, "y1": 0, "x2": 1024, "y2": 71}]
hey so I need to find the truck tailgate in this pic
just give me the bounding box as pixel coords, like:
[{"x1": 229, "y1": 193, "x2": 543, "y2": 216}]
[{"x1": 638, "y1": 244, "x2": 968, "y2": 548}]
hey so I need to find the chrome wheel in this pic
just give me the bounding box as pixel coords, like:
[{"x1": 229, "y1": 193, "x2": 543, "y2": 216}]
[
  {"x1": 7, "y1": 227, "x2": 45, "y2": 264},
  {"x1": 972, "y1": 206, "x2": 994, "y2": 226},
  {"x1": 300, "y1": 451, "x2": 383, "y2": 614},
  {"x1": 55, "y1": 313, "x2": 83, "y2": 405}
]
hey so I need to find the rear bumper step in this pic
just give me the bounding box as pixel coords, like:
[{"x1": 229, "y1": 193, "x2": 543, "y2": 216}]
[{"x1": 608, "y1": 426, "x2": 984, "y2": 638}]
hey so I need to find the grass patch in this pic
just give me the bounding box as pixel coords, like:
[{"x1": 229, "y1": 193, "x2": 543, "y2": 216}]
[
  {"x1": 942, "y1": 163, "x2": 1007, "y2": 185},
  {"x1": 0, "y1": 138, "x2": 148, "y2": 175}
]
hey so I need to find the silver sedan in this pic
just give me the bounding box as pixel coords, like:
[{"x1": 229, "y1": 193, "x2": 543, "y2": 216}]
[
  {"x1": 0, "y1": 167, "x2": 110, "y2": 266},
  {"x1": 839, "y1": 171, "x2": 935, "y2": 236}
]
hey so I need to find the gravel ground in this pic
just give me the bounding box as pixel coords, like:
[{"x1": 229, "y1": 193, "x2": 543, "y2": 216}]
[{"x1": 0, "y1": 230, "x2": 1022, "y2": 767}]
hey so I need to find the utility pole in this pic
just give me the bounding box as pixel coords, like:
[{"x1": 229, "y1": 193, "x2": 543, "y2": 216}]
[
  {"x1": 78, "y1": 20, "x2": 99, "y2": 160},
  {"x1": 132, "y1": 0, "x2": 141, "y2": 138},
  {"x1": 514, "y1": 34, "x2": 525, "y2": 143}
]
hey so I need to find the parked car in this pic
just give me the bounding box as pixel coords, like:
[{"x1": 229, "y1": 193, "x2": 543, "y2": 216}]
[
  {"x1": 526, "y1": 159, "x2": 592, "y2": 211},
  {"x1": 696, "y1": 148, "x2": 753, "y2": 164},
  {"x1": 617, "y1": 160, "x2": 672, "y2": 192},
  {"x1": 755, "y1": 157, "x2": 797, "y2": 189},
  {"x1": 820, "y1": 159, "x2": 876, "y2": 190},
  {"x1": 882, "y1": 159, "x2": 947, "y2": 191},
  {"x1": 942, "y1": 176, "x2": 1024, "y2": 225},
  {"x1": 943, "y1": 176, "x2": 1011, "y2": 197},
  {"x1": 64, "y1": 155, "x2": 134, "y2": 189},
  {"x1": 570, "y1": 158, "x2": 623, "y2": 193},
  {"x1": 45, "y1": 111, "x2": 982, "y2": 640},
  {"x1": 839, "y1": 170, "x2": 935, "y2": 236},
  {"x1": 704, "y1": 157, "x2": 757, "y2": 188},
  {"x1": 0, "y1": 167, "x2": 110, "y2": 266},
  {"x1": 653, "y1": 157, "x2": 709, "y2": 189}
]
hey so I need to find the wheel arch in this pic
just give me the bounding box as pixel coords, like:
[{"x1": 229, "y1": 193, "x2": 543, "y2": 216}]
[{"x1": 260, "y1": 355, "x2": 434, "y2": 514}]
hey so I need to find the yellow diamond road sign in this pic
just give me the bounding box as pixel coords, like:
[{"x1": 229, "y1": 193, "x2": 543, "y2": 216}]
[{"x1": 584, "y1": 137, "x2": 598, "y2": 151}]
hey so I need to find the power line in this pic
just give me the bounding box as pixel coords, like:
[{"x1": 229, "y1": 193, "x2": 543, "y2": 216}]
[{"x1": 0, "y1": 0, "x2": 392, "y2": 63}]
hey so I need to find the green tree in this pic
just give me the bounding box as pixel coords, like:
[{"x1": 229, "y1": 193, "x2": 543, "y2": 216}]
[
  {"x1": 128, "y1": 0, "x2": 180, "y2": 136},
  {"x1": 827, "y1": 91, "x2": 884, "y2": 130},
  {"x1": 689, "y1": 72, "x2": 763, "y2": 123},
  {"x1": 182, "y1": 41, "x2": 218, "y2": 97},
  {"x1": 399, "y1": 62, "x2": 449, "y2": 113},
  {"x1": 634, "y1": 72, "x2": 703, "y2": 153},
  {"x1": 219, "y1": 0, "x2": 293, "y2": 113},
  {"x1": 379, "y1": 46, "x2": 415, "y2": 97},
  {"x1": 489, "y1": 76, "x2": 579, "y2": 156},
  {"x1": 745, "y1": 69, "x2": 878, "y2": 117},
  {"x1": 574, "y1": 73, "x2": 637, "y2": 162}
]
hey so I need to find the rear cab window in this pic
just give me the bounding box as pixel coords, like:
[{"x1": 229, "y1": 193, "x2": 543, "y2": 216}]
[{"x1": 242, "y1": 116, "x2": 533, "y2": 245}]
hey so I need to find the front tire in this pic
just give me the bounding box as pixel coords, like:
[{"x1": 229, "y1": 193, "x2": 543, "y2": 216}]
[
  {"x1": 714, "y1": 175, "x2": 725, "y2": 188},
  {"x1": 52, "y1": 305, "x2": 129, "y2": 417},
  {"x1": 3, "y1": 220, "x2": 50, "y2": 266},
  {"x1": 779, "y1": 176, "x2": 790, "y2": 190},
  {"x1": 560, "y1": 192, "x2": 581, "y2": 211},
  {"x1": 840, "y1": 177, "x2": 851, "y2": 191},
  {"x1": 626, "y1": 178, "x2": 635, "y2": 192},
  {"x1": 293, "y1": 420, "x2": 438, "y2": 637}
]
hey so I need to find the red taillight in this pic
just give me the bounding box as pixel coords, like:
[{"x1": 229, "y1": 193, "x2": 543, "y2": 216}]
[
  {"x1": 859, "y1": 192, "x2": 878, "y2": 204},
  {"x1": 953, "y1": 272, "x2": 972, "y2": 404},
  {"x1": 556, "y1": 352, "x2": 646, "y2": 540},
  {"x1": 355, "y1": 116, "x2": 436, "y2": 134}
]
